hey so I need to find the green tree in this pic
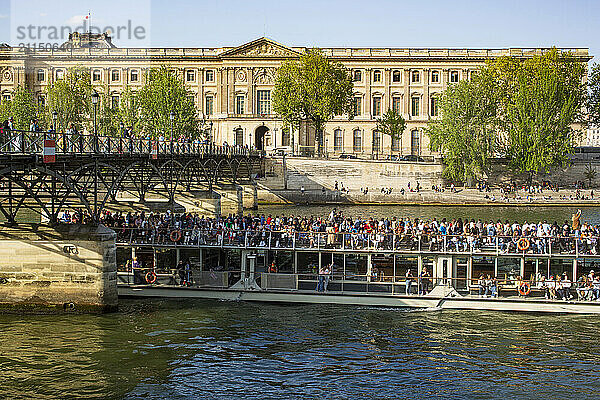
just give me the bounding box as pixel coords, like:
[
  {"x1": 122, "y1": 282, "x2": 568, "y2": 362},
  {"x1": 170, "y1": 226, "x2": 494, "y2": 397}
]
[
  {"x1": 45, "y1": 66, "x2": 92, "y2": 132},
  {"x1": 587, "y1": 62, "x2": 600, "y2": 126},
  {"x1": 10, "y1": 86, "x2": 38, "y2": 130},
  {"x1": 376, "y1": 108, "x2": 406, "y2": 155},
  {"x1": 427, "y1": 76, "x2": 498, "y2": 184},
  {"x1": 273, "y1": 49, "x2": 353, "y2": 156},
  {"x1": 97, "y1": 86, "x2": 140, "y2": 136},
  {"x1": 503, "y1": 49, "x2": 586, "y2": 178},
  {"x1": 136, "y1": 66, "x2": 199, "y2": 138},
  {"x1": 584, "y1": 162, "x2": 597, "y2": 188}
]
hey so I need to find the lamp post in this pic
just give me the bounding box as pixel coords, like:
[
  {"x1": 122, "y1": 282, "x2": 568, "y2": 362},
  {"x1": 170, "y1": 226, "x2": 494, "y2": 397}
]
[
  {"x1": 209, "y1": 121, "x2": 213, "y2": 146},
  {"x1": 91, "y1": 91, "x2": 99, "y2": 152},
  {"x1": 52, "y1": 110, "x2": 57, "y2": 131},
  {"x1": 169, "y1": 111, "x2": 175, "y2": 151},
  {"x1": 169, "y1": 111, "x2": 175, "y2": 216}
]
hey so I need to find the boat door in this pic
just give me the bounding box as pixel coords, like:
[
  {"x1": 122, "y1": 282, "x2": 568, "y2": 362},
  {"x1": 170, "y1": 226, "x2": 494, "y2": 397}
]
[{"x1": 435, "y1": 256, "x2": 453, "y2": 287}]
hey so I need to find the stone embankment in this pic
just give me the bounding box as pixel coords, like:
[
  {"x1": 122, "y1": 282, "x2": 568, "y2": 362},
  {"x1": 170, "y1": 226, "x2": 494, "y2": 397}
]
[
  {"x1": 257, "y1": 157, "x2": 600, "y2": 206},
  {"x1": 0, "y1": 224, "x2": 118, "y2": 313}
]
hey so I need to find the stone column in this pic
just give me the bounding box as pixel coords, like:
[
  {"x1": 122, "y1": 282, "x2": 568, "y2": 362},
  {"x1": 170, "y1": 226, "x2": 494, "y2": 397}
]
[
  {"x1": 365, "y1": 68, "x2": 372, "y2": 117},
  {"x1": 423, "y1": 68, "x2": 430, "y2": 119},
  {"x1": 384, "y1": 68, "x2": 391, "y2": 111},
  {"x1": 247, "y1": 68, "x2": 254, "y2": 115},
  {"x1": 227, "y1": 68, "x2": 235, "y2": 115}
]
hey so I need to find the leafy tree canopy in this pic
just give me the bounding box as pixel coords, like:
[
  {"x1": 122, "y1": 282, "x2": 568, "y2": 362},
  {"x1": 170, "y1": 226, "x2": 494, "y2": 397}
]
[
  {"x1": 273, "y1": 49, "x2": 353, "y2": 155},
  {"x1": 376, "y1": 108, "x2": 406, "y2": 153}
]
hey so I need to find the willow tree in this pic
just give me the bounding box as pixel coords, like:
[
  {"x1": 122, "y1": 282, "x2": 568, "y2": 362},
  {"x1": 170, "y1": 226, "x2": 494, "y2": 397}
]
[
  {"x1": 273, "y1": 49, "x2": 353, "y2": 156},
  {"x1": 45, "y1": 66, "x2": 92, "y2": 132},
  {"x1": 137, "y1": 66, "x2": 199, "y2": 138},
  {"x1": 427, "y1": 74, "x2": 498, "y2": 184}
]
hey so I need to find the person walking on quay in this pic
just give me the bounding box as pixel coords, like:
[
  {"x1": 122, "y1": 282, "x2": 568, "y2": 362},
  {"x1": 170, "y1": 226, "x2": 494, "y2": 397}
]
[{"x1": 405, "y1": 268, "x2": 414, "y2": 295}]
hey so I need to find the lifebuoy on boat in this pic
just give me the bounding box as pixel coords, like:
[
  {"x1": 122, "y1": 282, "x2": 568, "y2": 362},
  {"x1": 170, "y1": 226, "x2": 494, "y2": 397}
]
[
  {"x1": 518, "y1": 282, "x2": 531, "y2": 296},
  {"x1": 145, "y1": 271, "x2": 157, "y2": 284},
  {"x1": 170, "y1": 230, "x2": 182, "y2": 242},
  {"x1": 517, "y1": 238, "x2": 530, "y2": 251}
]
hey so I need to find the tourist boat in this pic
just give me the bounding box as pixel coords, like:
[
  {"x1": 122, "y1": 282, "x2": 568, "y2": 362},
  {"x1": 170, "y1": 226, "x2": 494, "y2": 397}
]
[{"x1": 115, "y1": 228, "x2": 600, "y2": 314}]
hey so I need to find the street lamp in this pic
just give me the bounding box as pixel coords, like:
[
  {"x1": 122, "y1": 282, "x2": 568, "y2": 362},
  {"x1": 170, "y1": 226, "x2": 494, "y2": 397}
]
[
  {"x1": 51, "y1": 110, "x2": 58, "y2": 131},
  {"x1": 91, "y1": 91, "x2": 99, "y2": 135},
  {"x1": 169, "y1": 111, "x2": 175, "y2": 152},
  {"x1": 209, "y1": 121, "x2": 213, "y2": 145}
]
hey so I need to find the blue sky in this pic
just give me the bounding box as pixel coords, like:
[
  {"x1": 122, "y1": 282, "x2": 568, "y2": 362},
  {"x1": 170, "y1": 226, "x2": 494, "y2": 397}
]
[{"x1": 0, "y1": 0, "x2": 598, "y2": 62}]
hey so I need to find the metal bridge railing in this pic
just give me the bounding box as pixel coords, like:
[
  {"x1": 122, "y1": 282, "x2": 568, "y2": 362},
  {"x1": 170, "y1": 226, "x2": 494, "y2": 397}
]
[{"x1": 0, "y1": 129, "x2": 263, "y2": 157}]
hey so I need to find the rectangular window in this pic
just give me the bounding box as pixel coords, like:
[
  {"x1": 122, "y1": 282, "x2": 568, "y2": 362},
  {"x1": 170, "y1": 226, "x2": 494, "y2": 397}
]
[
  {"x1": 431, "y1": 71, "x2": 440, "y2": 83},
  {"x1": 353, "y1": 70, "x2": 362, "y2": 82},
  {"x1": 392, "y1": 70, "x2": 402, "y2": 83},
  {"x1": 257, "y1": 90, "x2": 271, "y2": 115},
  {"x1": 450, "y1": 71, "x2": 459, "y2": 83},
  {"x1": 372, "y1": 130, "x2": 381, "y2": 153},
  {"x1": 111, "y1": 70, "x2": 120, "y2": 82},
  {"x1": 392, "y1": 97, "x2": 402, "y2": 114},
  {"x1": 205, "y1": 96, "x2": 214, "y2": 116},
  {"x1": 92, "y1": 70, "x2": 101, "y2": 82},
  {"x1": 186, "y1": 70, "x2": 195, "y2": 82},
  {"x1": 130, "y1": 70, "x2": 138, "y2": 82},
  {"x1": 56, "y1": 69, "x2": 64, "y2": 80},
  {"x1": 373, "y1": 70, "x2": 382, "y2": 83},
  {"x1": 353, "y1": 97, "x2": 362, "y2": 116},
  {"x1": 372, "y1": 97, "x2": 381, "y2": 117},
  {"x1": 411, "y1": 97, "x2": 420, "y2": 117},
  {"x1": 236, "y1": 95, "x2": 245, "y2": 114},
  {"x1": 205, "y1": 70, "x2": 215, "y2": 82},
  {"x1": 430, "y1": 97, "x2": 439, "y2": 117},
  {"x1": 37, "y1": 69, "x2": 45, "y2": 82},
  {"x1": 111, "y1": 95, "x2": 119, "y2": 109}
]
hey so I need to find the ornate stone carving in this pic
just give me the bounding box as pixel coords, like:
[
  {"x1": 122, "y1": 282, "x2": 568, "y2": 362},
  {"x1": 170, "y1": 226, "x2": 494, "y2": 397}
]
[
  {"x1": 1, "y1": 67, "x2": 12, "y2": 82},
  {"x1": 242, "y1": 43, "x2": 292, "y2": 57},
  {"x1": 236, "y1": 69, "x2": 247, "y2": 83},
  {"x1": 253, "y1": 68, "x2": 274, "y2": 85}
]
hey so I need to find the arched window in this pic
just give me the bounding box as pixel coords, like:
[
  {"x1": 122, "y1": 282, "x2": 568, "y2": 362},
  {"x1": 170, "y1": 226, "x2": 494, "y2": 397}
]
[
  {"x1": 391, "y1": 135, "x2": 400, "y2": 152},
  {"x1": 431, "y1": 70, "x2": 440, "y2": 83},
  {"x1": 392, "y1": 70, "x2": 402, "y2": 83},
  {"x1": 411, "y1": 129, "x2": 420, "y2": 156},
  {"x1": 235, "y1": 128, "x2": 244, "y2": 146},
  {"x1": 334, "y1": 129, "x2": 343, "y2": 152},
  {"x1": 373, "y1": 70, "x2": 382, "y2": 83},
  {"x1": 353, "y1": 70, "x2": 362, "y2": 82},
  {"x1": 411, "y1": 70, "x2": 420, "y2": 83},
  {"x1": 353, "y1": 129, "x2": 362, "y2": 152},
  {"x1": 372, "y1": 130, "x2": 381, "y2": 154}
]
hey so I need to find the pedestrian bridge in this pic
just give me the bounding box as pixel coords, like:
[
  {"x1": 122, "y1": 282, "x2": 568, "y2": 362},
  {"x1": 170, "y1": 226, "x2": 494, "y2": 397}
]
[{"x1": 0, "y1": 130, "x2": 263, "y2": 224}]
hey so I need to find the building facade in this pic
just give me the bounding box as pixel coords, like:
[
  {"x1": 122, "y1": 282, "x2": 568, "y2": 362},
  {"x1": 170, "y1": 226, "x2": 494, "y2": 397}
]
[{"x1": 0, "y1": 37, "x2": 591, "y2": 156}]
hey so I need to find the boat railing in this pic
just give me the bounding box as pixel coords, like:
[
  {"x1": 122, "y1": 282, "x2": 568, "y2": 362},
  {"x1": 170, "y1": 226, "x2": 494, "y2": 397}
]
[{"x1": 113, "y1": 227, "x2": 597, "y2": 257}]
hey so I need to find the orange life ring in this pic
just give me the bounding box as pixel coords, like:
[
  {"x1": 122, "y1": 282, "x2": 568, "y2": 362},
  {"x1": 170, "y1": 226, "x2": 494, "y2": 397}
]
[
  {"x1": 170, "y1": 230, "x2": 182, "y2": 242},
  {"x1": 145, "y1": 271, "x2": 157, "y2": 284},
  {"x1": 518, "y1": 282, "x2": 531, "y2": 296},
  {"x1": 517, "y1": 238, "x2": 530, "y2": 251}
]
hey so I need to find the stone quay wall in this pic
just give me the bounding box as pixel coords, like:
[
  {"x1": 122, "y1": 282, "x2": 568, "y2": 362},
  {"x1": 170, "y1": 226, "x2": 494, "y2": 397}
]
[{"x1": 0, "y1": 224, "x2": 118, "y2": 313}]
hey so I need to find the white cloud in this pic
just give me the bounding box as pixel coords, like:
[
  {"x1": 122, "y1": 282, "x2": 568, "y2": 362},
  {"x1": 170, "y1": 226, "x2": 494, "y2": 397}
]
[
  {"x1": 65, "y1": 15, "x2": 86, "y2": 26},
  {"x1": 0, "y1": 14, "x2": 8, "y2": 19},
  {"x1": 39, "y1": 13, "x2": 47, "y2": 17}
]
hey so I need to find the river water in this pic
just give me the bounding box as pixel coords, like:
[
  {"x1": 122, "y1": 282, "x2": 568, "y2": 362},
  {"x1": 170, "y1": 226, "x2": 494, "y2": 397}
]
[
  {"x1": 1, "y1": 299, "x2": 600, "y2": 399},
  {"x1": 2, "y1": 204, "x2": 600, "y2": 399}
]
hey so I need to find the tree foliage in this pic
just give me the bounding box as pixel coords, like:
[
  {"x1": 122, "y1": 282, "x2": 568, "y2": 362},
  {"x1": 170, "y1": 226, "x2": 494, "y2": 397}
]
[
  {"x1": 587, "y1": 62, "x2": 600, "y2": 126},
  {"x1": 98, "y1": 85, "x2": 140, "y2": 136},
  {"x1": 273, "y1": 49, "x2": 353, "y2": 155},
  {"x1": 45, "y1": 66, "x2": 92, "y2": 132},
  {"x1": 136, "y1": 66, "x2": 199, "y2": 138},
  {"x1": 427, "y1": 76, "x2": 498, "y2": 183},
  {"x1": 376, "y1": 108, "x2": 406, "y2": 153},
  {"x1": 428, "y1": 48, "x2": 586, "y2": 183}
]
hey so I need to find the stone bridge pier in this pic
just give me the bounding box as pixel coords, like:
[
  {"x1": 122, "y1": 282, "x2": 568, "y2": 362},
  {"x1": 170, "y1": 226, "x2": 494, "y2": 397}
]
[{"x1": 0, "y1": 224, "x2": 118, "y2": 313}]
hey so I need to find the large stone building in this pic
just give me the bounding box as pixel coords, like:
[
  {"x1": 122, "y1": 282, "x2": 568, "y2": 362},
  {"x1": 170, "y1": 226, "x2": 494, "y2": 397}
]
[{"x1": 0, "y1": 36, "x2": 591, "y2": 156}]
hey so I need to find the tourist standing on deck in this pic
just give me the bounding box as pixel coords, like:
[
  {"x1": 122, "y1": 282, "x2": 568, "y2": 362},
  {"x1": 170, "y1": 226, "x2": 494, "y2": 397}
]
[
  {"x1": 405, "y1": 269, "x2": 414, "y2": 295},
  {"x1": 316, "y1": 265, "x2": 325, "y2": 292},
  {"x1": 419, "y1": 267, "x2": 430, "y2": 295}
]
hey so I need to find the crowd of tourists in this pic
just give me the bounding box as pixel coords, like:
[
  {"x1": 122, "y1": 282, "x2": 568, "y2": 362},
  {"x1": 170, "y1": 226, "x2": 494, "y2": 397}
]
[{"x1": 57, "y1": 208, "x2": 598, "y2": 256}]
